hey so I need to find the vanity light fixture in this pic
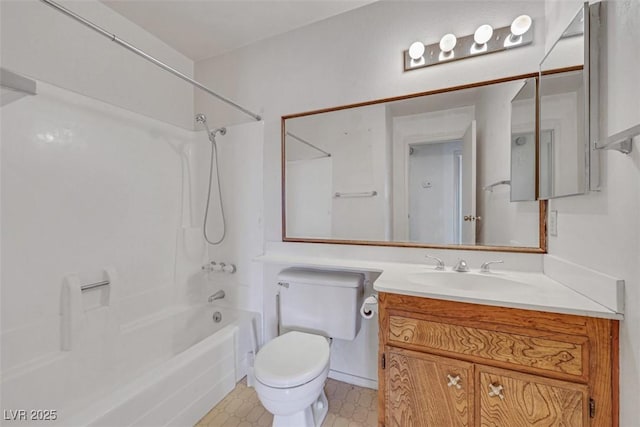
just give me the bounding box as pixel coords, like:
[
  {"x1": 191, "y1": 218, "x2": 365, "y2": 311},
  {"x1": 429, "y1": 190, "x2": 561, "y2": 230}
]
[
  {"x1": 439, "y1": 33, "x2": 457, "y2": 53},
  {"x1": 474, "y1": 24, "x2": 494, "y2": 45},
  {"x1": 408, "y1": 41, "x2": 425, "y2": 60},
  {"x1": 404, "y1": 15, "x2": 534, "y2": 71},
  {"x1": 511, "y1": 14, "x2": 532, "y2": 37}
]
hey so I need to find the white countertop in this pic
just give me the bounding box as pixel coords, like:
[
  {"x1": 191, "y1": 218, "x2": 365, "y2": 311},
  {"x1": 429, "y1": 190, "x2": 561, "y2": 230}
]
[{"x1": 255, "y1": 253, "x2": 623, "y2": 320}]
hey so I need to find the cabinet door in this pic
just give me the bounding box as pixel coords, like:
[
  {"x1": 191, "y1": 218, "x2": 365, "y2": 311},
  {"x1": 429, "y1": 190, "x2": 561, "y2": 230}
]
[
  {"x1": 386, "y1": 346, "x2": 474, "y2": 426},
  {"x1": 478, "y1": 365, "x2": 589, "y2": 426}
]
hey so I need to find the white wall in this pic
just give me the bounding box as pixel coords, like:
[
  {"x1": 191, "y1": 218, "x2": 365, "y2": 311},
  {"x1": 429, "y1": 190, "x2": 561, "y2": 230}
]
[
  {"x1": 194, "y1": 0, "x2": 546, "y2": 243},
  {"x1": 286, "y1": 157, "x2": 333, "y2": 238},
  {"x1": 286, "y1": 105, "x2": 388, "y2": 241},
  {"x1": 0, "y1": 0, "x2": 194, "y2": 129},
  {"x1": 195, "y1": 0, "x2": 545, "y2": 386},
  {"x1": 544, "y1": 1, "x2": 640, "y2": 425}
]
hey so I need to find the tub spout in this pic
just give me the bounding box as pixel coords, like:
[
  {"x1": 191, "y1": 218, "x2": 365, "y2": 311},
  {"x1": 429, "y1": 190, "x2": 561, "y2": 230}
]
[{"x1": 208, "y1": 290, "x2": 225, "y2": 303}]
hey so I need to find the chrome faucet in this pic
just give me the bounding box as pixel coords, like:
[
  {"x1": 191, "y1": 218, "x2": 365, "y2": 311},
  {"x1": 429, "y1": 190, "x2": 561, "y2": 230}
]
[
  {"x1": 453, "y1": 259, "x2": 470, "y2": 272},
  {"x1": 425, "y1": 254, "x2": 445, "y2": 270},
  {"x1": 480, "y1": 260, "x2": 504, "y2": 273},
  {"x1": 208, "y1": 290, "x2": 225, "y2": 303}
]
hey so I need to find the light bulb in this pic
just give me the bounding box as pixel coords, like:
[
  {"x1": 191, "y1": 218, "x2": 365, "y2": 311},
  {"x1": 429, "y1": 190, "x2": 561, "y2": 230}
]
[
  {"x1": 408, "y1": 41, "x2": 425, "y2": 60},
  {"x1": 439, "y1": 33, "x2": 457, "y2": 53},
  {"x1": 474, "y1": 24, "x2": 493, "y2": 45},
  {"x1": 511, "y1": 15, "x2": 532, "y2": 37}
]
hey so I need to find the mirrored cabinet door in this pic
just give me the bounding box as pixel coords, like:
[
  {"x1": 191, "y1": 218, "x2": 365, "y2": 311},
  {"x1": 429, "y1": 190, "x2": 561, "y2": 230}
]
[{"x1": 539, "y1": 2, "x2": 600, "y2": 198}]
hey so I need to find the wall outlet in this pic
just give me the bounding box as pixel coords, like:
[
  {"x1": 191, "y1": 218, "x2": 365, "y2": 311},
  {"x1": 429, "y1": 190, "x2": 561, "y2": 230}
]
[{"x1": 549, "y1": 210, "x2": 558, "y2": 236}]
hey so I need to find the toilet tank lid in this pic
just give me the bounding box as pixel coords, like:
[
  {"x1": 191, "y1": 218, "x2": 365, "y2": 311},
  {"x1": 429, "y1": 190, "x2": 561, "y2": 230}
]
[{"x1": 277, "y1": 268, "x2": 364, "y2": 288}]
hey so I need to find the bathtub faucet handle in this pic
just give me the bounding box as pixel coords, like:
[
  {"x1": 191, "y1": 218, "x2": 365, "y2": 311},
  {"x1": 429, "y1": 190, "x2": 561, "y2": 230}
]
[
  {"x1": 222, "y1": 263, "x2": 236, "y2": 274},
  {"x1": 202, "y1": 262, "x2": 215, "y2": 273}
]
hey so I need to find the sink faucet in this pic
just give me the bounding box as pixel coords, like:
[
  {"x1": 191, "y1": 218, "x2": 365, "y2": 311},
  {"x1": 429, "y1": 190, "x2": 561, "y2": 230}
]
[
  {"x1": 425, "y1": 254, "x2": 445, "y2": 270},
  {"x1": 480, "y1": 260, "x2": 504, "y2": 273},
  {"x1": 208, "y1": 290, "x2": 225, "y2": 303},
  {"x1": 453, "y1": 259, "x2": 470, "y2": 272}
]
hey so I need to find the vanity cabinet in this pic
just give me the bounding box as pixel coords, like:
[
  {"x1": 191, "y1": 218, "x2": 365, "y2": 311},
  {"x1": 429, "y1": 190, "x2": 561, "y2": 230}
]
[{"x1": 378, "y1": 292, "x2": 618, "y2": 427}]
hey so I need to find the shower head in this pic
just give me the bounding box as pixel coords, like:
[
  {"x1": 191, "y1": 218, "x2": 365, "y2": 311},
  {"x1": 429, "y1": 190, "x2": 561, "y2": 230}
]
[
  {"x1": 195, "y1": 113, "x2": 207, "y2": 125},
  {"x1": 195, "y1": 113, "x2": 226, "y2": 141}
]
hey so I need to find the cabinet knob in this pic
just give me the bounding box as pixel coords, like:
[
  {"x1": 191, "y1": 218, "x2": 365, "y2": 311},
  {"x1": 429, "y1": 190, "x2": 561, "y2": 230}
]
[
  {"x1": 488, "y1": 383, "x2": 505, "y2": 400},
  {"x1": 446, "y1": 374, "x2": 462, "y2": 389}
]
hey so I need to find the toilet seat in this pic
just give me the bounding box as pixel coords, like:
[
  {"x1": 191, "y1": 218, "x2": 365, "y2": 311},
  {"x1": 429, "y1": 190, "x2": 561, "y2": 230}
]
[{"x1": 254, "y1": 331, "x2": 330, "y2": 389}]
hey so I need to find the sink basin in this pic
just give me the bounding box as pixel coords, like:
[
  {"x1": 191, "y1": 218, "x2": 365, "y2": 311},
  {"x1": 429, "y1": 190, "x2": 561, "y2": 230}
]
[{"x1": 406, "y1": 271, "x2": 532, "y2": 293}]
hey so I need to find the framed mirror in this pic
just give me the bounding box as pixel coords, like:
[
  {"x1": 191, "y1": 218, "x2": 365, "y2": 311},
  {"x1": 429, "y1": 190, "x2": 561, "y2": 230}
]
[
  {"x1": 282, "y1": 74, "x2": 546, "y2": 253},
  {"x1": 539, "y1": 2, "x2": 600, "y2": 198}
]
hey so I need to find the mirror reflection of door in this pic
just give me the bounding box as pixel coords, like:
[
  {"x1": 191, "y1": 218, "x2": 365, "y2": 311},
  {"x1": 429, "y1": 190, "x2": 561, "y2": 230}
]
[
  {"x1": 461, "y1": 121, "x2": 477, "y2": 245},
  {"x1": 407, "y1": 120, "x2": 476, "y2": 245},
  {"x1": 407, "y1": 141, "x2": 463, "y2": 244}
]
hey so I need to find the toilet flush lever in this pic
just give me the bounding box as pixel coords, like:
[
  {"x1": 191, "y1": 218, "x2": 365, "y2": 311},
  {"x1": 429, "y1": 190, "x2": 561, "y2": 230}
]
[{"x1": 277, "y1": 281, "x2": 289, "y2": 288}]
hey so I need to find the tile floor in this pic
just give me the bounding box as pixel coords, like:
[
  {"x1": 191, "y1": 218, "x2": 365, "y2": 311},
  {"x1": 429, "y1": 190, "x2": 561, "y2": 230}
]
[{"x1": 196, "y1": 378, "x2": 378, "y2": 427}]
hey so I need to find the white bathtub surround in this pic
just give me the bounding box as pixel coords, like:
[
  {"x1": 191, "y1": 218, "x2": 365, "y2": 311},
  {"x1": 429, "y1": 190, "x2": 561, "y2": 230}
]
[
  {"x1": 0, "y1": 76, "x2": 258, "y2": 425},
  {"x1": 87, "y1": 306, "x2": 257, "y2": 427},
  {"x1": 1, "y1": 80, "x2": 192, "y2": 371},
  {"x1": 2, "y1": 303, "x2": 259, "y2": 427}
]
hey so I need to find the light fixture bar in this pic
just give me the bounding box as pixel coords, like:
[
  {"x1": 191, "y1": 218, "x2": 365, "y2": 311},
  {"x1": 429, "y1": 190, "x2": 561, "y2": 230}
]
[{"x1": 404, "y1": 22, "x2": 534, "y2": 72}]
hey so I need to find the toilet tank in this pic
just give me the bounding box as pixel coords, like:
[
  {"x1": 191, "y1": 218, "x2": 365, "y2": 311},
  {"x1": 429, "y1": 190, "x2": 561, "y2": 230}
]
[{"x1": 277, "y1": 268, "x2": 364, "y2": 340}]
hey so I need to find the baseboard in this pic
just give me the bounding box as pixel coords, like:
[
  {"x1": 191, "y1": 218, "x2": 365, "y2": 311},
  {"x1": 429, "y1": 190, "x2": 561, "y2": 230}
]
[{"x1": 329, "y1": 369, "x2": 378, "y2": 390}]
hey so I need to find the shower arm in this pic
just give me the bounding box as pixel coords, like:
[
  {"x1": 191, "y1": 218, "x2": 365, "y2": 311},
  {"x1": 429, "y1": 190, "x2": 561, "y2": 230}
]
[{"x1": 39, "y1": 0, "x2": 261, "y2": 122}]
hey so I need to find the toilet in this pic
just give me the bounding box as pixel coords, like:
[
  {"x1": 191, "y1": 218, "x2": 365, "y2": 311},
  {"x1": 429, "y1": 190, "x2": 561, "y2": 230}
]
[{"x1": 253, "y1": 268, "x2": 364, "y2": 427}]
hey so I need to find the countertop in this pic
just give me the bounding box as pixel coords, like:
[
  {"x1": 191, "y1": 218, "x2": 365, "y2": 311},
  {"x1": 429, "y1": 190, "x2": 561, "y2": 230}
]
[{"x1": 255, "y1": 253, "x2": 623, "y2": 320}]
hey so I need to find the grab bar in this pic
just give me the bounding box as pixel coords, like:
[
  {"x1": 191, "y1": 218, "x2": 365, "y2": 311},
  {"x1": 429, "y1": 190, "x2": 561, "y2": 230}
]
[
  {"x1": 483, "y1": 180, "x2": 511, "y2": 192},
  {"x1": 334, "y1": 191, "x2": 378, "y2": 198},
  {"x1": 80, "y1": 280, "x2": 110, "y2": 291}
]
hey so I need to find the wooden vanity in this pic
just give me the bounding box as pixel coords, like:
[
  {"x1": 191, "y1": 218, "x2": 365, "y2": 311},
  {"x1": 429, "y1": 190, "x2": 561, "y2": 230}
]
[{"x1": 377, "y1": 292, "x2": 619, "y2": 427}]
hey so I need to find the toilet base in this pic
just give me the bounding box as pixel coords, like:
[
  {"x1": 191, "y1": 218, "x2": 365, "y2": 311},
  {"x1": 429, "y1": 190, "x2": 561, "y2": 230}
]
[{"x1": 272, "y1": 390, "x2": 328, "y2": 427}]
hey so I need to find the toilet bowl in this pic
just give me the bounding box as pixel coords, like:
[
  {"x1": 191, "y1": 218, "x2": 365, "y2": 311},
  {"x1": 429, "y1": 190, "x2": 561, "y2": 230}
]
[{"x1": 254, "y1": 331, "x2": 331, "y2": 427}]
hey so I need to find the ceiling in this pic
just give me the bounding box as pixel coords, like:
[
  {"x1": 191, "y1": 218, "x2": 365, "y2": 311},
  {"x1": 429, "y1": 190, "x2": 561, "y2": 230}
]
[{"x1": 100, "y1": 0, "x2": 376, "y2": 62}]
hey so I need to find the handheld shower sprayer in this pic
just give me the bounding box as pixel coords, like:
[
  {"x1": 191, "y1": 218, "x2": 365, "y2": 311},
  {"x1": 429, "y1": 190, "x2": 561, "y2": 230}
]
[
  {"x1": 195, "y1": 113, "x2": 226, "y2": 143},
  {"x1": 195, "y1": 113, "x2": 228, "y2": 245}
]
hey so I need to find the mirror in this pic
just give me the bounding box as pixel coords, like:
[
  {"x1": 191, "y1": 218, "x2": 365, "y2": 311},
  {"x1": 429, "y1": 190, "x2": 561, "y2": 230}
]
[
  {"x1": 539, "y1": 3, "x2": 597, "y2": 198},
  {"x1": 510, "y1": 78, "x2": 537, "y2": 202},
  {"x1": 283, "y1": 75, "x2": 545, "y2": 252}
]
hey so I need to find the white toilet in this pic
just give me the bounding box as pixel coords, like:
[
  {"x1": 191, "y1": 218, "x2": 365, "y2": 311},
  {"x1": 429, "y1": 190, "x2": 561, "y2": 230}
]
[{"x1": 253, "y1": 268, "x2": 364, "y2": 427}]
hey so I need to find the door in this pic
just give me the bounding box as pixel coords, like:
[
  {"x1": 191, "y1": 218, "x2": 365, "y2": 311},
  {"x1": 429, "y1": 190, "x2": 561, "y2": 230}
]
[
  {"x1": 386, "y1": 346, "x2": 474, "y2": 426},
  {"x1": 478, "y1": 365, "x2": 589, "y2": 426},
  {"x1": 461, "y1": 121, "x2": 476, "y2": 244}
]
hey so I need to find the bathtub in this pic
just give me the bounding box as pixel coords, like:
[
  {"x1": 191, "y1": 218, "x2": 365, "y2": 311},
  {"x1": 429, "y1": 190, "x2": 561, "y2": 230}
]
[{"x1": 1, "y1": 304, "x2": 260, "y2": 426}]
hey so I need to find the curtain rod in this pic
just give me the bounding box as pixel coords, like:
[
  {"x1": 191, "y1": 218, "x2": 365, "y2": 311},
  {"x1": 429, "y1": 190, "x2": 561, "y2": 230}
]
[
  {"x1": 39, "y1": 0, "x2": 261, "y2": 122},
  {"x1": 286, "y1": 132, "x2": 331, "y2": 157}
]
